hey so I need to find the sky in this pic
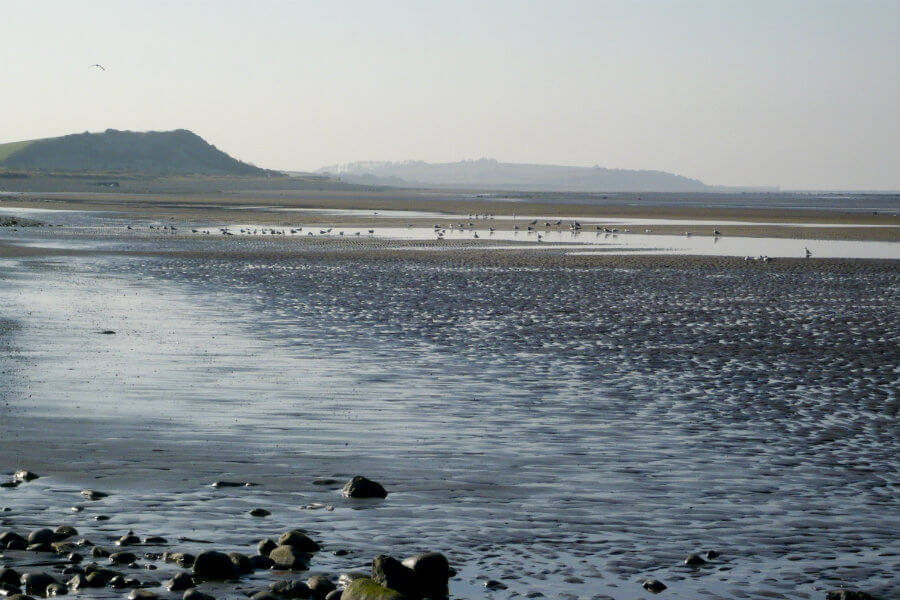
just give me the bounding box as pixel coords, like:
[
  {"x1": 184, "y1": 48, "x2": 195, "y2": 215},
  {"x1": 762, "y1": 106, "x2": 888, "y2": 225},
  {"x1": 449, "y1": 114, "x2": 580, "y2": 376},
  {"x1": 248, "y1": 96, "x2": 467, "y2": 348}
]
[{"x1": 2, "y1": 0, "x2": 899, "y2": 190}]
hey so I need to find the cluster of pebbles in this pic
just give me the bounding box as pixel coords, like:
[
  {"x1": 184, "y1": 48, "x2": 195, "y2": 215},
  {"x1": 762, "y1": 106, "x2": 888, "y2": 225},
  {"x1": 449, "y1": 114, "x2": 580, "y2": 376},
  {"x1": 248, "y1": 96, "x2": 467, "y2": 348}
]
[{"x1": 1, "y1": 474, "x2": 458, "y2": 600}]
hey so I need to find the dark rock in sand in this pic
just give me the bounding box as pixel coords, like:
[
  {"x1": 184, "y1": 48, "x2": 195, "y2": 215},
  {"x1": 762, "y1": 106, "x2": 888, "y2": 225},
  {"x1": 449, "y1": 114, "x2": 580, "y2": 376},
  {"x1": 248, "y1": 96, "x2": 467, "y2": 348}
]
[
  {"x1": 27, "y1": 529, "x2": 55, "y2": 546},
  {"x1": 54, "y1": 526, "x2": 78, "y2": 540},
  {"x1": 400, "y1": 552, "x2": 450, "y2": 587},
  {"x1": 251, "y1": 593, "x2": 279, "y2": 600},
  {"x1": 269, "y1": 579, "x2": 310, "y2": 599},
  {"x1": 61, "y1": 567, "x2": 82, "y2": 577},
  {"x1": 211, "y1": 481, "x2": 256, "y2": 488},
  {"x1": 128, "y1": 591, "x2": 159, "y2": 600},
  {"x1": 337, "y1": 573, "x2": 369, "y2": 589},
  {"x1": 109, "y1": 576, "x2": 129, "y2": 589},
  {"x1": 183, "y1": 590, "x2": 216, "y2": 600},
  {"x1": 21, "y1": 573, "x2": 58, "y2": 596},
  {"x1": 306, "y1": 576, "x2": 335, "y2": 600},
  {"x1": 341, "y1": 476, "x2": 387, "y2": 499},
  {"x1": 324, "y1": 591, "x2": 341, "y2": 600},
  {"x1": 0, "y1": 481, "x2": 20, "y2": 489},
  {"x1": 51, "y1": 541, "x2": 77, "y2": 555},
  {"x1": 26, "y1": 543, "x2": 52, "y2": 553},
  {"x1": 45, "y1": 583, "x2": 67, "y2": 596},
  {"x1": 164, "y1": 552, "x2": 196, "y2": 568},
  {"x1": 192, "y1": 550, "x2": 240, "y2": 580},
  {"x1": 67, "y1": 552, "x2": 83, "y2": 564},
  {"x1": 340, "y1": 578, "x2": 404, "y2": 600},
  {"x1": 0, "y1": 532, "x2": 25, "y2": 550},
  {"x1": 248, "y1": 555, "x2": 274, "y2": 571},
  {"x1": 0, "y1": 583, "x2": 22, "y2": 597},
  {"x1": 80, "y1": 490, "x2": 108, "y2": 500},
  {"x1": 249, "y1": 508, "x2": 271, "y2": 517},
  {"x1": 0, "y1": 569, "x2": 20, "y2": 587},
  {"x1": 227, "y1": 552, "x2": 252, "y2": 575},
  {"x1": 91, "y1": 546, "x2": 111, "y2": 558},
  {"x1": 642, "y1": 579, "x2": 667, "y2": 594},
  {"x1": 7, "y1": 595, "x2": 35, "y2": 600},
  {"x1": 117, "y1": 532, "x2": 141, "y2": 546},
  {"x1": 110, "y1": 551, "x2": 138, "y2": 565},
  {"x1": 333, "y1": 549, "x2": 349, "y2": 557},
  {"x1": 76, "y1": 538, "x2": 94, "y2": 547},
  {"x1": 483, "y1": 579, "x2": 506, "y2": 590},
  {"x1": 166, "y1": 573, "x2": 195, "y2": 591},
  {"x1": 312, "y1": 479, "x2": 339, "y2": 486},
  {"x1": 277, "y1": 531, "x2": 320, "y2": 553},
  {"x1": 269, "y1": 545, "x2": 313, "y2": 570},
  {"x1": 371, "y1": 556, "x2": 418, "y2": 599},
  {"x1": 12, "y1": 471, "x2": 38, "y2": 483},
  {"x1": 826, "y1": 591, "x2": 874, "y2": 600},
  {"x1": 143, "y1": 536, "x2": 168, "y2": 545},
  {"x1": 258, "y1": 539, "x2": 278, "y2": 556},
  {"x1": 94, "y1": 515, "x2": 110, "y2": 521},
  {"x1": 684, "y1": 553, "x2": 707, "y2": 567},
  {"x1": 705, "y1": 550, "x2": 720, "y2": 560}
]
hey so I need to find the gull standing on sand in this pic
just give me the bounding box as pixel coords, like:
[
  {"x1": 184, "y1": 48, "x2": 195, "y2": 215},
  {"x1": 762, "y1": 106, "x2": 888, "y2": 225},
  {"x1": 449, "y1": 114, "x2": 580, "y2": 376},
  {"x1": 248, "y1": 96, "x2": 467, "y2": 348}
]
[{"x1": 90, "y1": 63, "x2": 106, "y2": 71}]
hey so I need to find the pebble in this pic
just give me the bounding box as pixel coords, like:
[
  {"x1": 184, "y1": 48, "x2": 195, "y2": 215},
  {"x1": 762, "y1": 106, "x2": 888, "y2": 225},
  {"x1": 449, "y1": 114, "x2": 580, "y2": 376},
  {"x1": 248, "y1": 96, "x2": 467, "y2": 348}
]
[
  {"x1": 341, "y1": 476, "x2": 388, "y2": 499},
  {"x1": 80, "y1": 490, "x2": 108, "y2": 501},
  {"x1": 249, "y1": 508, "x2": 270, "y2": 517},
  {"x1": 166, "y1": 572, "x2": 195, "y2": 591},
  {"x1": 642, "y1": 579, "x2": 667, "y2": 593}
]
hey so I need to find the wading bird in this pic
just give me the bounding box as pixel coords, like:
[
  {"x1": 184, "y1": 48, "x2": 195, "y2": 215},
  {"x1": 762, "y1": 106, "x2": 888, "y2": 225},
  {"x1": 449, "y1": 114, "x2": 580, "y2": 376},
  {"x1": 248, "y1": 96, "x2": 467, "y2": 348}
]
[{"x1": 90, "y1": 63, "x2": 106, "y2": 71}]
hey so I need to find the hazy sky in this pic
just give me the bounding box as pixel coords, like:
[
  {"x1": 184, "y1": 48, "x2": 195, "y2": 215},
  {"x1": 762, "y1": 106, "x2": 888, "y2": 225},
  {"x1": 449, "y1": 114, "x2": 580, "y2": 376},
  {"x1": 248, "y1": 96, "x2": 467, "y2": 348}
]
[{"x1": 3, "y1": 1, "x2": 899, "y2": 189}]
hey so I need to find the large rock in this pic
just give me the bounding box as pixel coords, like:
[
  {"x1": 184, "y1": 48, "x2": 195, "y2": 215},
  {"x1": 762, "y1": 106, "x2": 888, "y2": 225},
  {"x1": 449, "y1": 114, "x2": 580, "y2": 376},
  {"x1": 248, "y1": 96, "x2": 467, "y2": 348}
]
[
  {"x1": 339, "y1": 579, "x2": 404, "y2": 600},
  {"x1": 269, "y1": 545, "x2": 312, "y2": 570},
  {"x1": 400, "y1": 553, "x2": 449, "y2": 598},
  {"x1": 0, "y1": 569, "x2": 20, "y2": 587},
  {"x1": 166, "y1": 573, "x2": 195, "y2": 591},
  {"x1": 183, "y1": 590, "x2": 215, "y2": 600},
  {"x1": 269, "y1": 580, "x2": 310, "y2": 599},
  {"x1": 277, "y1": 531, "x2": 320, "y2": 553},
  {"x1": 306, "y1": 576, "x2": 335, "y2": 600},
  {"x1": 0, "y1": 532, "x2": 26, "y2": 550},
  {"x1": 20, "y1": 573, "x2": 58, "y2": 596},
  {"x1": 192, "y1": 551, "x2": 240, "y2": 580},
  {"x1": 341, "y1": 477, "x2": 387, "y2": 499},
  {"x1": 370, "y1": 556, "x2": 418, "y2": 599},
  {"x1": 109, "y1": 551, "x2": 137, "y2": 565},
  {"x1": 257, "y1": 538, "x2": 277, "y2": 556},
  {"x1": 26, "y1": 529, "x2": 55, "y2": 546}
]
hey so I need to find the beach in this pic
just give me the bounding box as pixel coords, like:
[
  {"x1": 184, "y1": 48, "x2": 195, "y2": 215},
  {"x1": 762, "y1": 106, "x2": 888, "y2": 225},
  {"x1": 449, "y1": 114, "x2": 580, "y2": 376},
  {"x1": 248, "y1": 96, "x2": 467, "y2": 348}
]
[{"x1": 1, "y1": 192, "x2": 899, "y2": 600}]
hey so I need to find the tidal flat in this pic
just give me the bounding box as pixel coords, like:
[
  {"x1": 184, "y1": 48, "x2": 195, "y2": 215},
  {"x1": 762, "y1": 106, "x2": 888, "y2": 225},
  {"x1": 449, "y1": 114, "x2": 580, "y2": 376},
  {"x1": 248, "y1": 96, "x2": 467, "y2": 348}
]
[{"x1": 1, "y1": 199, "x2": 899, "y2": 600}]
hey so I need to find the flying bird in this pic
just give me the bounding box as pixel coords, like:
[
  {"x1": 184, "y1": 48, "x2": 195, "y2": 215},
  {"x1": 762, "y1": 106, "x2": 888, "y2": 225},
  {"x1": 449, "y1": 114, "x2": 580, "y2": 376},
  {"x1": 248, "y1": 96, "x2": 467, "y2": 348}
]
[{"x1": 90, "y1": 64, "x2": 106, "y2": 71}]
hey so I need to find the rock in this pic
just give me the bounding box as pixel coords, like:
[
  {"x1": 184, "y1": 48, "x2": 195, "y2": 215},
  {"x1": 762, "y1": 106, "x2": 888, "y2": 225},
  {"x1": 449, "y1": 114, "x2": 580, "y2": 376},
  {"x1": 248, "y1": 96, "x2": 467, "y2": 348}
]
[
  {"x1": 333, "y1": 549, "x2": 349, "y2": 557},
  {"x1": 166, "y1": 573, "x2": 195, "y2": 591},
  {"x1": 94, "y1": 515, "x2": 110, "y2": 521},
  {"x1": 80, "y1": 490, "x2": 108, "y2": 500},
  {"x1": 45, "y1": 584, "x2": 67, "y2": 596},
  {"x1": 183, "y1": 590, "x2": 216, "y2": 600},
  {"x1": 258, "y1": 539, "x2": 278, "y2": 556},
  {"x1": 269, "y1": 580, "x2": 310, "y2": 599},
  {"x1": 210, "y1": 481, "x2": 255, "y2": 488},
  {"x1": 61, "y1": 567, "x2": 83, "y2": 577},
  {"x1": 248, "y1": 555, "x2": 274, "y2": 571},
  {"x1": 371, "y1": 556, "x2": 418, "y2": 599},
  {"x1": 312, "y1": 479, "x2": 338, "y2": 486},
  {"x1": 21, "y1": 573, "x2": 58, "y2": 595},
  {"x1": 109, "y1": 576, "x2": 129, "y2": 589},
  {"x1": 110, "y1": 551, "x2": 138, "y2": 565},
  {"x1": 67, "y1": 552, "x2": 83, "y2": 564},
  {"x1": 144, "y1": 536, "x2": 168, "y2": 545},
  {"x1": 250, "y1": 508, "x2": 271, "y2": 517},
  {"x1": 251, "y1": 593, "x2": 280, "y2": 600},
  {"x1": 705, "y1": 550, "x2": 720, "y2": 560},
  {"x1": 192, "y1": 550, "x2": 240, "y2": 580},
  {"x1": 128, "y1": 591, "x2": 159, "y2": 600},
  {"x1": 26, "y1": 543, "x2": 52, "y2": 553},
  {"x1": 341, "y1": 476, "x2": 387, "y2": 499},
  {"x1": 306, "y1": 576, "x2": 335, "y2": 600},
  {"x1": 117, "y1": 532, "x2": 141, "y2": 546},
  {"x1": 642, "y1": 579, "x2": 667, "y2": 594},
  {"x1": 26, "y1": 529, "x2": 55, "y2": 545},
  {"x1": 7, "y1": 595, "x2": 35, "y2": 600},
  {"x1": 0, "y1": 582, "x2": 21, "y2": 597},
  {"x1": 228, "y1": 552, "x2": 252, "y2": 575},
  {"x1": 269, "y1": 545, "x2": 313, "y2": 570},
  {"x1": 91, "y1": 546, "x2": 111, "y2": 558},
  {"x1": 12, "y1": 471, "x2": 38, "y2": 483},
  {"x1": 339, "y1": 578, "x2": 404, "y2": 600},
  {"x1": 324, "y1": 592, "x2": 341, "y2": 600},
  {"x1": 54, "y1": 526, "x2": 78, "y2": 540},
  {"x1": 483, "y1": 579, "x2": 506, "y2": 590},
  {"x1": 826, "y1": 591, "x2": 874, "y2": 600},
  {"x1": 0, "y1": 532, "x2": 25, "y2": 549},
  {"x1": 164, "y1": 552, "x2": 196, "y2": 568},
  {"x1": 277, "y1": 531, "x2": 320, "y2": 553},
  {"x1": 0, "y1": 481, "x2": 20, "y2": 489},
  {"x1": 0, "y1": 570, "x2": 20, "y2": 587},
  {"x1": 400, "y1": 552, "x2": 450, "y2": 589},
  {"x1": 684, "y1": 553, "x2": 707, "y2": 567}
]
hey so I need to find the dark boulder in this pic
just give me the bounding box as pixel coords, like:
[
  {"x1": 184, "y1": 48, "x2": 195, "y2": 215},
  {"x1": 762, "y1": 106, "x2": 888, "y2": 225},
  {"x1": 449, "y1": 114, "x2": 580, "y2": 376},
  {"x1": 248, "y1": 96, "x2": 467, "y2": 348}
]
[
  {"x1": 0, "y1": 532, "x2": 26, "y2": 550},
  {"x1": 306, "y1": 576, "x2": 335, "y2": 600},
  {"x1": 269, "y1": 580, "x2": 310, "y2": 599},
  {"x1": 270, "y1": 546, "x2": 312, "y2": 571},
  {"x1": 26, "y1": 529, "x2": 55, "y2": 546},
  {"x1": 277, "y1": 531, "x2": 320, "y2": 553},
  {"x1": 21, "y1": 573, "x2": 58, "y2": 595},
  {"x1": 228, "y1": 552, "x2": 252, "y2": 575},
  {"x1": 166, "y1": 573, "x2": 195, "y2": 591},
  {"x1": 684, "y1": 553, "x2": 707, "y2": 567},
  {"x1": 371, "y1": 556, "x2": 418, "y2": 599},
  {"x1": 248, "y1": 555, "x2": 274, "y2": 571},
  {"x1": 54, "y1": 527, "x2": 78, "y2": 540},
  {"x1": 258, "y1": 539, "x2": 278, "y2": 556},
  {"x1": 341, "y1": 477, "x2": 387, "y2": 499},
  {"x1": 826, "y1": 591, "x2": 874, "y2": 600},
  {"x1": 183, "y1": 590, "x2": 216, "y2": 600},
  {"x1": 0, "y1": 569, "x2": 20, "y2": 587},
  {"x1": 642, "y1": 579, "x2": 667, "y2": 594},
  {"x1": 192, "y1": 551, "x2": 240, "y2": 580},
  {"x1": 339, "y1": 578, "x2": 404, "y2": 600}
]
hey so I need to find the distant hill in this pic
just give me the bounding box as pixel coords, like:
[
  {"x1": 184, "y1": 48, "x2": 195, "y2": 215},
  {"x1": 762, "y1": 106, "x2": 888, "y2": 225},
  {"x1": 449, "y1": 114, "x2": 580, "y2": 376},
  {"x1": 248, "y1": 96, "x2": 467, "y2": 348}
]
[
  {"x1": 0, "y1": 129, "x2": 276, "y2": 176},
  {"x1": 318, "y1": 158, "x2": 713, "y2": 192}
]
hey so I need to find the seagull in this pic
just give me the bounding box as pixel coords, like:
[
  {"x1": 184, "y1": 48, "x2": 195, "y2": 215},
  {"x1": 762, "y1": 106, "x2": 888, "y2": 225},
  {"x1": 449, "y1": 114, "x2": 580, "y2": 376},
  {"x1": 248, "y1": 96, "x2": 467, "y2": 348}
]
[
  {"x1": 804, "y1": 247, "x2": 812, "y2": 258},
  {"x1": 713, "y1": 229, "x2": 721, "y2": 236},
  {"x1": 90, "y1": 64, "x2": 106, "y2": 71}
]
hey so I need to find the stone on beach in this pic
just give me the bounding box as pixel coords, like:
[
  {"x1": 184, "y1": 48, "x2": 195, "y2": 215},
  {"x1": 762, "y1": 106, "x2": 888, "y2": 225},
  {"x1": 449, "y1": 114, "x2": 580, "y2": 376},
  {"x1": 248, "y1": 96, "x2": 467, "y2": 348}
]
[
  {"x1": 0, "y1": 569, "x2": 20, "y2": 587},
  {"x1": 192, "y1": 550, "x2": 240, "y2": 579},
  {"x1": 26, "y1": 529, "x2": 55, "y2": 545},
  {"x1": 371, "y1": 556, "x2": 419, "y2": 599},
  {"x1": 128, "y1": 591, "x2": 158, "y2": 600},
  {"x1": 109, "y1": 551, "x2": 137, "y2": 565},
  {"x1": 21, "y1": 573, "x2": 58, "y2": 596},
  {"x1": 277, "y1": 530, "x2": 320, "y2": 553},
  {"x1": 0, "y1": 532, "x2": 26, "y2": 550},
  {"x1": 826, "y1": 591, "x2": 874, "y2": 600},
  {"x1": 642, "y1": 579, "x2": 667, "y2": 593},
  {"x1": 270, "y1": 545, "x2": 313, "y2": 570},
  {"x1": 250, "y1": 508, "x2": 271, "y2": 517},
  {"x1": 166, "y1": 572, "x2": 195, "y2": 591},
  {"x1": 53, "y1": 526, "x2": 78, "y2": 540},
  {"x1": 684, "y1": 553, "x2": 707, "y2": 567},
  {"x1": 80, "y1": 490, "x2": 108, "y2": 501},
  {"x1": 12, "y1": 472, "x2": 38, "y2": 483},
  {"x1": 257, "y1": 538, "x2": 278, "y2": 556},
  {"x1": 269, "y1": 579, "x2": 310, "y2": 599},
  {"x1": 183, "y1": 590, "x2": 216, "y2": 600},
  {"x1": 341, "y1": 476, "x2": 388, "y2": 499},
  {"x1": 306, "y1": 575, "x2": 335, "y2": 599},
  {"x1": 339, "y1": 578, "x2": 404, "y2": 600}
]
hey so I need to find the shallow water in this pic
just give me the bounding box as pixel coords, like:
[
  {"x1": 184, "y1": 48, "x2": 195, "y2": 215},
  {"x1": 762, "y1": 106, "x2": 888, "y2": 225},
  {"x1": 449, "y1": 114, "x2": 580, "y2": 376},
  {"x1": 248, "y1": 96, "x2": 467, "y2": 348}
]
[{"x1": 1, "y1": 235, "x2": 899, "y2": 599}]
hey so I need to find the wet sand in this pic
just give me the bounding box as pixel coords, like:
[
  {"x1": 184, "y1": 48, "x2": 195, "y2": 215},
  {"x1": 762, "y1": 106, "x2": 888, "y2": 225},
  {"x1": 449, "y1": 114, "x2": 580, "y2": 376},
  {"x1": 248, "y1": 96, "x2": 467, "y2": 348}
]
[{"x1": 1, "y1": 195, "x2": 899, "y2": 600}]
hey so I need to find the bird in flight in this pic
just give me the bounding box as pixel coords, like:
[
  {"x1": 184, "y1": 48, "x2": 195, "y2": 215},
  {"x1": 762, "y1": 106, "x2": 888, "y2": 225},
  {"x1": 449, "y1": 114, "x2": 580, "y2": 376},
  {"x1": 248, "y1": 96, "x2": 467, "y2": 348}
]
[{"x1": 90, "y1": 63, "x2": 106, "y2": 71}]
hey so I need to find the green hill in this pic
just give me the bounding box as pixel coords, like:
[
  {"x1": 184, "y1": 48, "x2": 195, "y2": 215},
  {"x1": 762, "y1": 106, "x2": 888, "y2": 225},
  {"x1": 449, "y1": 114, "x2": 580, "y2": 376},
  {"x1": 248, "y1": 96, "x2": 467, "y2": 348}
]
[{"x1": 0, "y1": 129, "x2": 275, "y2": 175}]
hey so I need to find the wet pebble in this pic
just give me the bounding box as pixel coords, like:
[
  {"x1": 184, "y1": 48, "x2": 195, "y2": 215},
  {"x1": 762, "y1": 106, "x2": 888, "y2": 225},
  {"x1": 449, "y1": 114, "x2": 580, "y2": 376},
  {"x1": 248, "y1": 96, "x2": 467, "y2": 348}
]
[
  {"x1": 341, "y1": 476, "x2": 388, "y2": 499},
  {"x1": 80, "y1": 490, "x2": 108, "y2": 501},
  {"x1": 642, "y1": 579, "x2": 667, "y2": 593},
  {"x1": 166, "y1": 573, "x2": 195, "y2": 591},
  {"x1": 183, "y1": 590, "x2": 215, "y2": 600},
  {"x1": 249, "y1": 508, "x2": 270, "y2": 517},
  {"x1": 268, "y1": 579, "x2": 310, "y2": 599}
]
